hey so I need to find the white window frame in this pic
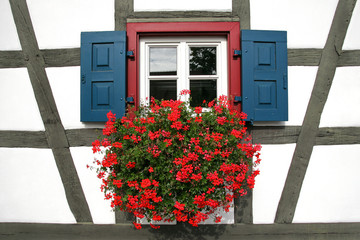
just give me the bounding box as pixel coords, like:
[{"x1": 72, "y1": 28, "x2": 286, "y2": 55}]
[{"x1": 139, "y1": 36, "x2": 228, "y2": 103}]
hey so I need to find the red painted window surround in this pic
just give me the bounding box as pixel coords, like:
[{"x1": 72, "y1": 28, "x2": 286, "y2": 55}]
[{"x1": 126, "y1": 22, "x2": 241, "y2": 109}]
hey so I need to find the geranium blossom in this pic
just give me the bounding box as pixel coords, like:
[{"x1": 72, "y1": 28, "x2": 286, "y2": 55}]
[{"x1": 90, "y1": 91, "x2": 262, "y2": 229}]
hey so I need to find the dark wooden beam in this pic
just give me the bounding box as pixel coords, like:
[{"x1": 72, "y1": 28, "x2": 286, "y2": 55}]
[
  {"x1": 1, "y1": 222, "x2": 360, "y2": 240},
  {"x1": 115, "y1": 0, "x2": 133, "y2": 31},
  {"x1": 42, "y1": 48, "x2": 80, "y2": 67},
  {"x1": 9, "y1": 0, "x2": 92, "y2": 223},
  {"x1": 252, "y1": 126, "x2": 301, "y2": 144},
  {"x1": 2, "y1": 49, "x2": 359, "y2": 70},
  {"x1": 0, "y1": 50, "x2": 25, "y2": 68},
  {"x1": 275, "y1": 0, "x2": 358, "y2": 224},
  {"x1": 0, "y1": 131, "x2": 48, "y2": 148},
  {"x1": 132, "y1": 11, "x2": 233, "y2": 19},
  {"x1": 338, "y1": 50, "x2": 360, "y2": 66},
  {"x1": 114, "y1": 0, "x2": 135, "y2": 224},
  {"x1": 65, "y1": 128, "x2": 103, "y2": 147},
  {"x1": 288, "y1": 49, "x2": 322, "y2": 66},
  {"x1": 2, "y1": 127, "x2": 359, "y2": 148},
  {"x1": 232, "y1": 0, "x2": 250, "y2": 29},
  {"x1": 316, "y1": 127, "x2": 360, "y2": 145}
]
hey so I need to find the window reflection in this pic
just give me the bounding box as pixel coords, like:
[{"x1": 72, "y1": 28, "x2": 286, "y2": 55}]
[
  {"x1": 190, "y1": 80, "x2": 217, "y2": 107},
  {"x1": 150, "y1": 80, "x2": 177, "y2": 100},
  {"x1": 150, "y1": 47, "x2": 177, "y2": 76},
  {"x1": 189, "y1": 47, "x2": 216, "y2": 75}
]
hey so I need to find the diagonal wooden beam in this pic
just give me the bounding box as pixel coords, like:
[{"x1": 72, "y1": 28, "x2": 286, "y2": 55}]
[
  {"x1": 275, "y1": 0, "x2": 358, "y2": 223},
  {"x1": 9, "y1": 0, "x2": 92, "y2": 223}
]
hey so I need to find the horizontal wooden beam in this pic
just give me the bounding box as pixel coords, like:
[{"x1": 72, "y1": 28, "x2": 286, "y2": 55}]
[
  {"x1": 1, "y1": 222, "x2": 360, "y2": 240},
  {"x1": 42, "y1": 48, "x2": 80, "y2": 67},
  {"x1": 65, "y1": 128, "x2": 103, "y2": 147},
  {"x1": 251, "y1": 126, "x2": 301, "y2": 144},
  {"x1": 1, "y1": 48, "x2": 359, "y2": 69},
  {"x1": 288, "y1": 49, "x2": 322, "y2": 66},
  {"x1": 2, "y1": 127, "x2": 359, "y2": 148},
  {"x1": 338, "y1": 50, "x2": 360, "y2": 66},
  {"x1": 316, "y1": 127, "x2": 360, "y2": 145},
  {"x1": 133, "y1": 11, "x2": 234, "y2": 19},
  {"x1": 0, "y1": 51, "x2": 25, "y2": 68},
  {"x1": 127, "y1": 17, "x2": 240, "y2": 23},
  {"x1": 0, "y1": 131, "x2": 48, "y2": 148}
]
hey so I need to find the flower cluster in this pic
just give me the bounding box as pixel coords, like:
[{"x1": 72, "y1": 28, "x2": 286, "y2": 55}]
[{"x1": 91, "y1": 92, "x2": 261, "y2": 229}]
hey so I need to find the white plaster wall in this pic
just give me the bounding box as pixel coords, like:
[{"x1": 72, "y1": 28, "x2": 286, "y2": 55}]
[
  {"x1": 343, "y1": 1, "x2": 360, "y2": 50},
  {"x1": 251, "y1": 0, "x2": 338, "y2": 48},
  {"x1": 253, "y1": 144, "x2": 295, "y2": 224},
  {"x1": 46, "y1": 67, "x2": 104, "y2": 129},
  {"x1": 0, "y1": 0, "x2": 21, "y2": 50},
  {"x1": 27, "y1": 0, "x2": 114, "y2": 49},
  {"x1": 293, "y1": 145, "x2": 360, "y2": 223},
  {"x1": 134, "y1": 0, "x2": 231, "y2": 12},
  {"x1": 0, "y1": 148, "x2": 76, "y2": 223},
  {"x1": 0, "y1": 68, "x2": 44, "y2": 131},
  {"x1": 254, "y1": 66, "x2": 317, "y2": 126},
  {"x1": 320, "y1": 67, "x2": 360, "y2": 127},
  {"x1": 71, "y1": 147, "x2": 115, "y2": 224}
]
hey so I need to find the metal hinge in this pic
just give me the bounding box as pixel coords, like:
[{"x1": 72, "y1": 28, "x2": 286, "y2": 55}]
[
  {"x1": 127, "y1": 51, "x2": 134, "y2": 58},
  {"x1": 233, "y1": 50, "x2": 242, "y2": 57},
  {"x1": 126, "y1": 97, "x2": 134, "y2": 103},
  {"x1": 234, "y1": 96, "x2": 242, "y2": 102}
]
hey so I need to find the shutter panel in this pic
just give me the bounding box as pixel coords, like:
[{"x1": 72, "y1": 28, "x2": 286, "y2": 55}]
[
  {"x1": 81, "y1": 31, "x2": 126, "y2": 122},
  {"x1": 241, "y1": 30, "x2": 288, "y2": 122}
]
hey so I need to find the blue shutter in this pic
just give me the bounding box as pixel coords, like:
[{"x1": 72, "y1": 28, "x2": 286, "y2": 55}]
[
  {"x1": 241, "y1": 30, "x2": 288, "y2": 122},
  {"x1": 81, "y1": 31, "x2": 126, "y2": 122}
]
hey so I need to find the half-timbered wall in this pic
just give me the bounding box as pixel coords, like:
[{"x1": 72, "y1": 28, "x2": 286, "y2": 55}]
[{"x1": 1, "y1": 0, "x2": 360, "y2": 239}]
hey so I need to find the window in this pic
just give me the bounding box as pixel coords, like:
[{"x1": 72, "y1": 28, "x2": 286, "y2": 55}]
[
  {"x1": 139, "y1": 36, "x2": 228, "y2": 106},
  {"x1": 80, "y1": 22, "x2": 288, "y2": 122}
]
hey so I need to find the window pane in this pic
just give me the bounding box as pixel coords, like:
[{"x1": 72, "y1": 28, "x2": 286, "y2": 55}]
[
  {"x1": 189, "y1": 47, "x2": 216, "y2": 75},
  {"x1": 150, "y1": 80, "x2": 177, "y2": 100},
  {"x1": 150, "y1": 47, "x2": 177, "y2": 76},
  {"x1": 190, "y1": 80, "x2": 216, "y2": 107}
]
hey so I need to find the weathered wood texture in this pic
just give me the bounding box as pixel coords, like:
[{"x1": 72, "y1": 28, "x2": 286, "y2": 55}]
[
  {"x1": 0, "y1": 51, "x2": 25, "y2": 68},
  {"x1": 275, "y1": 0, "x2": 358, "y2": 224},
  {"x1": 3, "y1": 48, "x2": 359, "y2": 68},
  {"x1": 42, "y1": 48, "x2": 80, "y2": 67},
  {"x1": 9, "y1": 0, "x2": 92, "y2": 223},
  {"x1": 127, "y1": 17, "x2": 240, "y2": 23},
  {"x1": 1, "y1": 222, "x2": 360, "y2": 240},
  {"x1": 288, "y1": 49, "x2": 322, "y2": 66},
  {"x1": 234, "y1": 189, "x2": 252, "y2": 223},
  {"x1": 316, "y1": 127, "x2": 360, "y2": 145},
  {"x1": 232, "y1": 0, "x2": 250, "y2": 29},
  {"x1": 2, "y1": 127, "x2": 359, "y2": 148},
  {"x1": 65, "y1": 128, "x2": 103, "y2": 147},
  {"x1": 338, "y1": 50, "x2": 360, "y2": 66},
  {"x1": 133, "y1": 11, "x2": 234, "y2": 19},
  {"x1": 252, "y1": 126, "x2": 301, "y2": 144},
  {"x1": 115, "y1": 0, "x2": 134, "y2": 31},
  {"x1": 114, "y1": 0, "x2": 135, "y2": 224},
  {"x1": 1, "y1": 49, "x2": 358, "y2": 69},
  {"x1": 0, "y1": 131, "x2": 48, "y2": 148}
]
